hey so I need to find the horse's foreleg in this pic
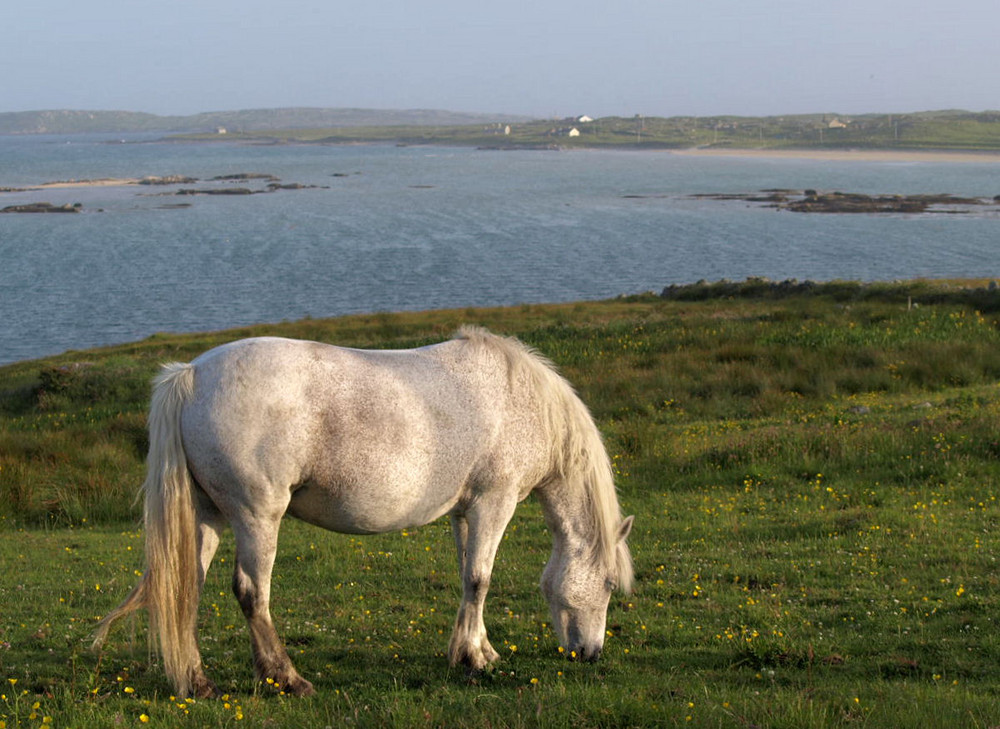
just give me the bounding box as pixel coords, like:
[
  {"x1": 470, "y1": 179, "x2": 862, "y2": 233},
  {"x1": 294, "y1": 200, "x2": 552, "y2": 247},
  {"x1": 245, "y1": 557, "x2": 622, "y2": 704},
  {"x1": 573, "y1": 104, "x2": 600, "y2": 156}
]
[
  {"x1": 231, "y1": 518, "x2": 315, "y2": 697},
  {"x1": 448, "y1": 501, "x2": 516, "y2": 672},
  {"x1": 450, "y1": 513, "x2": 469, "y2": 577}
]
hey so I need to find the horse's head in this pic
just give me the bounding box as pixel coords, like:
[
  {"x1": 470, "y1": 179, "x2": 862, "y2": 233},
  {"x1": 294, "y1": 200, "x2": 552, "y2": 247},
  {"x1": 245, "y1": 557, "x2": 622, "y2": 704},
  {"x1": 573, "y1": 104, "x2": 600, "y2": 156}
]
[{"x1": 540, "y1": 515, "x2": 633, "y2": 662}]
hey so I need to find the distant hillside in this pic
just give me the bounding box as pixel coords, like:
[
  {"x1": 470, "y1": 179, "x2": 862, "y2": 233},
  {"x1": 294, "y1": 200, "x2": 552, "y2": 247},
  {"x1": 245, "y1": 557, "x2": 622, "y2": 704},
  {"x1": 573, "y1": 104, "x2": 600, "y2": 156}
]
[
  {"x1": 172, "y1": 109, "x2": 1000, "y2": 153},
  {"x1": 0, "y1": 108, "x2": 536, "y2": 135},
  {"x1": 6, "y1": 108, "x2": 1000, "y2": 152}
]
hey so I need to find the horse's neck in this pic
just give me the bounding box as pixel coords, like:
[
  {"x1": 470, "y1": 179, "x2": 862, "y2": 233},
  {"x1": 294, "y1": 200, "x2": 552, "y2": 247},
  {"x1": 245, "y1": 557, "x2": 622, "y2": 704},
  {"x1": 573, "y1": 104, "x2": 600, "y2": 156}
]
[{"x1": 535, "y1": 479, "x2": 594, "y2": 549}]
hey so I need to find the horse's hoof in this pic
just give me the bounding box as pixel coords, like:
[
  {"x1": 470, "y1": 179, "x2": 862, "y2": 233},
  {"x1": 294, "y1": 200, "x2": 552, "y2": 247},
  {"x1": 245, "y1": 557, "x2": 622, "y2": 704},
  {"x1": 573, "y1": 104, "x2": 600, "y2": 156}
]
[
  {"x1": 265, "y1": 674, "x2": 315, "y2": 697},
  {"x1": 449, "y1": 637, "x2": 500, "y2": 673},
  {"x1": 286, "y1": 677, "x2": 315, "y2": 697},
  {"x1": 190, "y1": 674, "x2": 221, "y2": 699}
]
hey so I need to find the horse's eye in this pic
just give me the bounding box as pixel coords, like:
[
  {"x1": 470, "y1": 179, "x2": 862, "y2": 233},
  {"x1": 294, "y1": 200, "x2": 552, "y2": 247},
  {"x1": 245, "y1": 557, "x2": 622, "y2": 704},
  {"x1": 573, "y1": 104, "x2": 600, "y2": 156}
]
[{"x1": 605, "y1": 579, "x2": 617, "y2": 592}]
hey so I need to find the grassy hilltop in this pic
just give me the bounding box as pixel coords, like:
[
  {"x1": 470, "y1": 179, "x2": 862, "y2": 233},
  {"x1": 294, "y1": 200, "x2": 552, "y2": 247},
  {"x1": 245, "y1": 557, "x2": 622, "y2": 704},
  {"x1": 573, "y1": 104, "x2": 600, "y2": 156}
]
[{"x1": 3, "y1": 279, "x2": 1000, "y2": 727}]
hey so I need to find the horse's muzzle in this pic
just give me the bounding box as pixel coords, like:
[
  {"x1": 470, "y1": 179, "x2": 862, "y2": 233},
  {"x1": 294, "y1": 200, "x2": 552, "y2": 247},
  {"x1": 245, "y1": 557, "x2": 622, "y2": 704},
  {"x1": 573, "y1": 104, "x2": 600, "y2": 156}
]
[{"x1": 568, "y1": 645, "x2": 602, "y2": 663}]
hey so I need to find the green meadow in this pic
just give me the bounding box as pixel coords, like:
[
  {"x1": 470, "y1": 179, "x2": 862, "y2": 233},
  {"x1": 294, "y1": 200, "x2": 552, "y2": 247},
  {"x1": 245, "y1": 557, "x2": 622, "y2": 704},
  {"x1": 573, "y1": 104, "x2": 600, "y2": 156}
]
[
  {"x1": 185, "y1": 110, "x2": 1000, "y2": 152},
  {"x1": 3, "y1": 279, "x2": 1000, "y2": 727}
]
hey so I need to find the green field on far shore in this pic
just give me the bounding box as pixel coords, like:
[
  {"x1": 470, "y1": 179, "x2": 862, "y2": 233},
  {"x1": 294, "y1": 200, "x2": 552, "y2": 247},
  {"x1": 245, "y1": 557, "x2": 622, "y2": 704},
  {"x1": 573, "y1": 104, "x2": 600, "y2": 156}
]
[
  {"x1": 7, "y1": 107, "x2": 1000, "y2": 152},
  {"x1": 179, "y1": 110, "x2": 1000, "y2": 152}
]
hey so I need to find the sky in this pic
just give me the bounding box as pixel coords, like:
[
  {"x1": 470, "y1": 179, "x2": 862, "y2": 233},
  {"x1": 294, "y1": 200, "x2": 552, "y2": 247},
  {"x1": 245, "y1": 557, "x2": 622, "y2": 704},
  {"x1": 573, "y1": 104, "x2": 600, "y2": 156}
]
[{"x1": 3, "y1": 0, "x2": 998, "y2": 119}]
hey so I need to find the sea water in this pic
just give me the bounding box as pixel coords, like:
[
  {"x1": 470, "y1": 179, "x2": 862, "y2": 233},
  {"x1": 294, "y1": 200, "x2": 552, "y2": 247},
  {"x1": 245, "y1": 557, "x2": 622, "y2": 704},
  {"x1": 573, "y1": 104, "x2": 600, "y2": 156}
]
[{"x1": 1, "y1": 134, "x2": 998, "y2": 364}]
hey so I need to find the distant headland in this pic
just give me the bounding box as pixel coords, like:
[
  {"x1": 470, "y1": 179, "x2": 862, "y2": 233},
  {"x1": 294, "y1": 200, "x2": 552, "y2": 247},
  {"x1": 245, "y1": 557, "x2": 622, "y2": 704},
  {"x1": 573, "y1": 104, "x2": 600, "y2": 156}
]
[{"x1": 0, "y1": 108, "x2": 534, "y2": 135}]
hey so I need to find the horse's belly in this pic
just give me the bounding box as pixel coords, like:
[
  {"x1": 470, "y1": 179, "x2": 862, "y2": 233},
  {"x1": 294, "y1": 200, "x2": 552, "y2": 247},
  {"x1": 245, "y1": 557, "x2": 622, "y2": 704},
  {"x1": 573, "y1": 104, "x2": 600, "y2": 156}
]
[{"x1": 287, "y1": 474, "x2": 462, "y2": 534}]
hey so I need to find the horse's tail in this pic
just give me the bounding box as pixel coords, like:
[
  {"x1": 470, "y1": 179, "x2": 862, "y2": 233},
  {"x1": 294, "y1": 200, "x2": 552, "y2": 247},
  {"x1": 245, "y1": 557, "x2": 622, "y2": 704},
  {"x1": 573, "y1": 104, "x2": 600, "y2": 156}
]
[{"x1": 92, "y1": 362, "x2": 201, "y2": 697}]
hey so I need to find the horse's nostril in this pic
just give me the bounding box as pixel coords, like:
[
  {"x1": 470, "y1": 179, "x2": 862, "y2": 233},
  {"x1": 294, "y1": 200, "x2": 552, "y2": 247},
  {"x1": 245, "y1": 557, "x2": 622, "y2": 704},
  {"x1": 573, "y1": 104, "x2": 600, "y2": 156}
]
[{"x1": 587, "y1": 647, "x2": 602, "y2": 663}]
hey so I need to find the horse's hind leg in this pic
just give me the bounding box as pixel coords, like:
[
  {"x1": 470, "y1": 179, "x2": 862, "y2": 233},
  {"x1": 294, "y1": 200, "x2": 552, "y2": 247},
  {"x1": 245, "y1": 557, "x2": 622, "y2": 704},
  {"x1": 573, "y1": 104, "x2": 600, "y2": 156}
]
[
  {"x1": 189, "y1": 493, "x2": 225, "y2": 698},
  {"x1": 231, "y1": 515, "x2": 315, "y2": 697}
]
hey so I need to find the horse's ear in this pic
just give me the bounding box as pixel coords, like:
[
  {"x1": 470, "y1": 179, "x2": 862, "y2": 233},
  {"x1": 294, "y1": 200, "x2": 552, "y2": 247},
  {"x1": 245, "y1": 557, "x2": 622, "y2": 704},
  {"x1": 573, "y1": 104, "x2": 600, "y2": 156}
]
[{"x1": 618, "y1": 515, "x2": 634, "y2": 543}]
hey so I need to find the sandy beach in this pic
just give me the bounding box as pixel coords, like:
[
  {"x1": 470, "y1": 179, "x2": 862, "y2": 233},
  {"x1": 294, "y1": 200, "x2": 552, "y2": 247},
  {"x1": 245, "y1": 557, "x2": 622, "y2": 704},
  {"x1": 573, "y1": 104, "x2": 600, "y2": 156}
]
[
  {"x1": 37, "y1": 178, "x2": 142, "y2": 189},
  {"x1": 670, "y1": 147, "x2": 1000, "y2": 164}
]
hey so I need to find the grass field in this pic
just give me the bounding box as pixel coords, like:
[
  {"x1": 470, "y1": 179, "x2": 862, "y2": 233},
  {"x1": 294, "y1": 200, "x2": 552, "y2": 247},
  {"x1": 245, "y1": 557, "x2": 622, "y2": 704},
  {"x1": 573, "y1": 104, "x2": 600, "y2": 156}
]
[
  {"x1": 180, "y1": 110, "x2": 1000, "y2": 152},
  {"x1": 3, "y1": 279, "x2": 1000, "y2": 727}
]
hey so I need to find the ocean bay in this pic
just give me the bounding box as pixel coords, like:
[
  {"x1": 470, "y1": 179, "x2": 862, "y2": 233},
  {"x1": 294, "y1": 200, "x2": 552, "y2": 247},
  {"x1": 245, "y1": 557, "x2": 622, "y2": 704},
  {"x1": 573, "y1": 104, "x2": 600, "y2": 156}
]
[{"x1": 1, "y1": 134, "x2": 999, "y2": 364}]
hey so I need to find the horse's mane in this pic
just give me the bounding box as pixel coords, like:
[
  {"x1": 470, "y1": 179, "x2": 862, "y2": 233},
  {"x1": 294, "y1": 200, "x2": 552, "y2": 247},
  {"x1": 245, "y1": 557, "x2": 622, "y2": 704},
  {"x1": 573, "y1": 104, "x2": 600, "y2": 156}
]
[{"x1": 456, "y1": 326, "x2": 633, "y2": 592}]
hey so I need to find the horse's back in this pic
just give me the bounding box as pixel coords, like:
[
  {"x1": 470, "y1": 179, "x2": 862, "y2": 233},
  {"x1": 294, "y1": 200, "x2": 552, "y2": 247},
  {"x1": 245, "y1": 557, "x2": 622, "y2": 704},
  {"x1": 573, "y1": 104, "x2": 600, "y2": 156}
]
[{"x1": 180, "y1": 337, "x2": 519, "y2": 533}]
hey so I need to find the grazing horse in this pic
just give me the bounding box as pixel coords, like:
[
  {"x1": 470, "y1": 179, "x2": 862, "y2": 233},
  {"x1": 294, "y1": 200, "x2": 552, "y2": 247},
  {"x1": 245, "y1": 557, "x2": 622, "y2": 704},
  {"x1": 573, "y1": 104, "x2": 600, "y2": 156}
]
[{"x1": 93, "y1": 327, "x2": 633, "y2": 697}]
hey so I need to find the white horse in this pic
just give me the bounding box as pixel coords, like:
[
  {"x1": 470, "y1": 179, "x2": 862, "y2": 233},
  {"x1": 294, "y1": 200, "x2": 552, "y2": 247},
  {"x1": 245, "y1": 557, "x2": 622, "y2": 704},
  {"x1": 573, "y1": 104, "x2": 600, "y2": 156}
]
[{"x1": 93, "y1": 326, "x2": 633, "y2": 698}]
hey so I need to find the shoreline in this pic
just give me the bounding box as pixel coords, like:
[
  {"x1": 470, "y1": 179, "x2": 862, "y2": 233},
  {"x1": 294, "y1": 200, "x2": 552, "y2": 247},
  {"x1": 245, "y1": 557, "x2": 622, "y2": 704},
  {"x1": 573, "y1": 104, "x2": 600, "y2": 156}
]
[
  {"x1": 4, "y1": 147, "x2": 1000, "y2": 194},
  {"x1": 669, "y1": 147, "x2": 1000, "y2": 164}
]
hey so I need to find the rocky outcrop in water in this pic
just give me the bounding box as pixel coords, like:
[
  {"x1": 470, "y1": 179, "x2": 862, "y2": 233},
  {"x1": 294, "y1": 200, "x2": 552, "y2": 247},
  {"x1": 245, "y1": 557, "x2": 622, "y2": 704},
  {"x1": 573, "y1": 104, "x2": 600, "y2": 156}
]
[
  {"x1": 0, "y1": 171, "x2": 328, "y2": 216},
  {"x1": 139, "y1": 175, "x2": 198, "y2": 185},
  {"x1": 176, "y1": 187, "x2": 256, "y2": 196},
  {"x1": 175, "y1": 182, "x2": 324, "y2": 196},
  {"x1": 210, "y1": 173, "x2": 280, "y2": 182},
  {"x1": 785, "y1": 191, "x2": 986, "y2": 214},
  {"x1": 684, "y1": 189, "x2": 999, "y2": 214},
  {"x1": 1, "y1": 202, "x2": 81, "y2": 213},
  {"x1": 267, "y1": 182, "x2": 321, "y2": 190}
]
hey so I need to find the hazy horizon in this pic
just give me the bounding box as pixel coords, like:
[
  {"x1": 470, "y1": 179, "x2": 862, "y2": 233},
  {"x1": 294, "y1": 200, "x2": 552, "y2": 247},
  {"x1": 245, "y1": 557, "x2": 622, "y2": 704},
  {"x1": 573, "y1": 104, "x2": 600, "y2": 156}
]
[
  {"x1": 4, "y1": 105, "x2": 999, "y2": 121},
  {"x1": 4, "y1": 0, "x2": 997, "y2": 120}
]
